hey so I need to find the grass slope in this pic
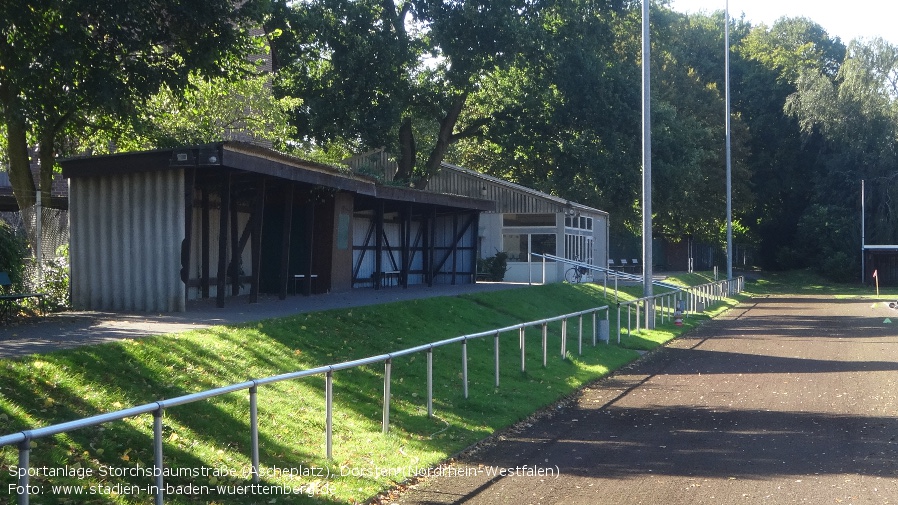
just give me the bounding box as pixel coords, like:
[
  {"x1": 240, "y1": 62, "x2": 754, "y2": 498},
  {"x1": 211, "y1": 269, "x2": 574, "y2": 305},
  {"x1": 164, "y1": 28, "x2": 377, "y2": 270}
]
[{"x1": 0, "y1": 280, "x2": 731, "y2": 504}]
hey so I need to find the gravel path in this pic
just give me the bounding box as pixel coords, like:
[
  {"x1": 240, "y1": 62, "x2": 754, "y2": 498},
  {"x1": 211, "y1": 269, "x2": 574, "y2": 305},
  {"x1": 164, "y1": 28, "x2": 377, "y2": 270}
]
[{"x1": 395, "y1": 294, "x2": 898, "y2": 505}]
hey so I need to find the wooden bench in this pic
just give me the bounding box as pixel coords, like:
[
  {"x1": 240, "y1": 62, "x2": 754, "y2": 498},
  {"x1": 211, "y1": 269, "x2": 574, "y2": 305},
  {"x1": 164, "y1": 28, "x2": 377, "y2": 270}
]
[
  {"x1": 0, "y1": 272, "x2": 45, "y2": 322},
  {"x1": 381, "y1": 270, "x2": 400, "y2": 287},
  {"x1": 293, "y1": 274, "x2": 319, "y2": 296}
]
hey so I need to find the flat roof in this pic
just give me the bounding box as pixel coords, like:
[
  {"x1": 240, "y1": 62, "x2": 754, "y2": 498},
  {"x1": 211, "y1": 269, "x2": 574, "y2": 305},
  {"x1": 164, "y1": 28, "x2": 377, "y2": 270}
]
[{"x1": 61, "y1": 142, "x2": 495, "y2": 212}]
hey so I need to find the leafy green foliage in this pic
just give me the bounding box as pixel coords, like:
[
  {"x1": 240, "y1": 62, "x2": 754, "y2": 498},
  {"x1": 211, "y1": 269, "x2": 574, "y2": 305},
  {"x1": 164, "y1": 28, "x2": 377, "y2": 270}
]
[
  {"x1": 0, "y1": 0, "x2": 267, "y2": 211},
  {"x1": 0, "y1": 220, "x2": 27, "y2": 287},
  {"x1": 476, "y1": 251, "x2": 509, "y2": 281},
  {"x1": 75, "y1": 60, "x2": 299, "y2": 154},
  {"x1": 268, "y1": 0, "x2": 546, "y2": 187}
]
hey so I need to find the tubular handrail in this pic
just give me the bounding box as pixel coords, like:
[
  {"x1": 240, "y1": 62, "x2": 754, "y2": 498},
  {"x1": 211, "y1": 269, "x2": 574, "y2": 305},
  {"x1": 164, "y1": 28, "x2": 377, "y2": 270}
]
[
  {"x1": 532, "y1": 253, "x2": 681, "y2": 290},
  {"x1": 1, "y1": 302, "x2": 612, "y2": 505},
  {"x1": 613, "y1": 276, "x2": 744, "y2": 342}
]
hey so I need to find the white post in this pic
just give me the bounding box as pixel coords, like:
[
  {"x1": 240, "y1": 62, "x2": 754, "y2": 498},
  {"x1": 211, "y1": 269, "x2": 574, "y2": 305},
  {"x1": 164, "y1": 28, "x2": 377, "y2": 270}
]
[
  {"x1": 641, "y1": 0, "x2": 654, "y2": 328},
  {"x1": 725, "y1": 0, "x2": 733, "y2": 281}
]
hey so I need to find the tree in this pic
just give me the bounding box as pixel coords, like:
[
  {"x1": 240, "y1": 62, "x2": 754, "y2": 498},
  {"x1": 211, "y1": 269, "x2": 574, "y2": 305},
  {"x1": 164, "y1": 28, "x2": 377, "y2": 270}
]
[
  {"x1": 74, "y1": 60, "x2": 299, "y2": 154},
  {"x1": 785, "y1": 38, "x2": 898, "y2": 278},
  {"x1": 735, "y1": 17, "x2": 845, "y2": 269},
  {"x1": 0, "y1": 0, "x2": 267, "y2": 213},
  {"x1": 453, "y1": 4, "x2": 754, "y2": 246},
  {"x1": 452, "y1": 0, "x2": 640, "y2": 223},
  {"x1": 268, "y1": 0, "x2": 543, "y2": 188}
]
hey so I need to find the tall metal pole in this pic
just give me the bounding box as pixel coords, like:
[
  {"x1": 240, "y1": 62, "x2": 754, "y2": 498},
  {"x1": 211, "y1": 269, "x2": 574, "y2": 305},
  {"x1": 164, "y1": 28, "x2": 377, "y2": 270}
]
[
  {"x1": 725, "y1": 0, "x2": 733, "y2": 280},
  {"x1": 861, "y1": 179, "x2": 866, "y2": 283},
  {"x1": 642, "y1": 0, "x2": 654, "y2": 328}
]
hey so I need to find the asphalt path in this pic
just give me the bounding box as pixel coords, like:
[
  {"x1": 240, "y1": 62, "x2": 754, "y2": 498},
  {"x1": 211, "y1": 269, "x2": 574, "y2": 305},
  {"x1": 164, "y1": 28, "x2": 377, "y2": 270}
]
[
  {"x1": 0, "y1": 282, "x2": 525, "y2": 358},
  {"x1": 396, "y1": 294, "x2": 898, "y2": 505}
]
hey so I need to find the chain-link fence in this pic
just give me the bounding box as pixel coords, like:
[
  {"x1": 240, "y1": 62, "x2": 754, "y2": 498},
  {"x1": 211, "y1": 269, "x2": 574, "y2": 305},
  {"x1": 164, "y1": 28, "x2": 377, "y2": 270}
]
[{"x1": 0, "y1": 204, "x2": 70, "y2": 309}]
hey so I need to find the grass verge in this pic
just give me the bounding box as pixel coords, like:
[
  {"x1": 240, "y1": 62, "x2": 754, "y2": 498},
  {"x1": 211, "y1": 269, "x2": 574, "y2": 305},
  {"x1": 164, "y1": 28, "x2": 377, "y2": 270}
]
[{"x1": 0, "y1": 278, "x2": 735, "y2": 504}]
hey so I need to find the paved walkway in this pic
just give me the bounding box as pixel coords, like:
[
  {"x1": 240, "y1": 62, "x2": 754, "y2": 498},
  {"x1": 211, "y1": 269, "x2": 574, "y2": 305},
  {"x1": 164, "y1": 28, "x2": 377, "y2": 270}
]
[
  {"x1": 396, "y1": 294, "x2": 898, "y2": 505},
  {"x1": 0, "y1": 282, "x2": 526, "y2": 358}
]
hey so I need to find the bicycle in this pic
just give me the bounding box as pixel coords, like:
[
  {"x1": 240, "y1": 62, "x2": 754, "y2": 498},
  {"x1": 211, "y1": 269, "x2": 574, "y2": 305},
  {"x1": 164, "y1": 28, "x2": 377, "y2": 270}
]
[{"x1": 565, "y1": 265, "x2": 589, "y2": 284}]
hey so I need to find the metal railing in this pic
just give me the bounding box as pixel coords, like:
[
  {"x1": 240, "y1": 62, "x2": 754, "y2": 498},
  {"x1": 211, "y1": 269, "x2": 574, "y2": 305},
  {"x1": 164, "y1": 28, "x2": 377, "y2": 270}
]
[
  {"x1": 1, "y1": 305, "x2": 611, "y2": 505},
  {"x1": 615, "y1": 276, "x2": 744, "y2": 342},
  {"x1": 529, "y1": 253, "x2": 681, "y2": 298}
]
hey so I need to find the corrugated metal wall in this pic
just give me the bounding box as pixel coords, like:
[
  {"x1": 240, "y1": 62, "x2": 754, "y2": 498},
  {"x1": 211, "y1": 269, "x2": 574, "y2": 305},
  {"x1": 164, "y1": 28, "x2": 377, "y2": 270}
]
[{"x1": 70, "y1": 169, "x2": 185, "y2": 312}]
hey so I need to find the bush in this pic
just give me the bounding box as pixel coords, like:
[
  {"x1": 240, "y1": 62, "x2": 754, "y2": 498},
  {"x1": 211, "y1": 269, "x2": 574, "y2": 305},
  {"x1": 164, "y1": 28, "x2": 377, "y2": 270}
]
[
  {"x1": 0, "y1": 220, "x2": 28, "y2": 287},
  {"x1": 34, "y1": 244, "x2": 70, "y2": 310},
  {"x1": 477, "y1": 251, "x2": 508, "y2": 281}
]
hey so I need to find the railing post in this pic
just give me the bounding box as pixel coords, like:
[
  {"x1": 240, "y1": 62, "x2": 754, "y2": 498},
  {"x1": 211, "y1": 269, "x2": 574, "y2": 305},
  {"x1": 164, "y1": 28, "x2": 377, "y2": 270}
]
[
  {"x1": 541, "y1": 323, "x2": 548, "y2": 367},
  {"x1": 635, "y1": 301, "x2": 640, "y2": 333},
  {"x1": 617, "y1": 303, "x2": 621, "y2": 343},
  {"x1": 426, "y1": 349, "x2": 434, "y2": 417},
  {"x1": 17, "y1": 440, "x2": 29, "y2": 505},
  {"x1": 528, "y1": 253, "x2": 533, "y2": 285},
  {"x1": 153, "y1": 407, "x2": 164, "y2": 505},
  {"x1": 494, "y1": 331, "x2": 500, "y2": 388},
  {"x1": 578, "y1": 315, "x2": 583, "y2": 356},
  {"x1": 592, "y1": 311, "x2": 597, "y2": 346},
  {"x1": 561, "y1": 318, "x2": 568, "y2": 358},
  {"x1": 325, "y1": 371, "x2": 333, "y2": 460},
  {"x1": 627, "y1": 303, "x2": 632, "y2": 337},
  {"x1": 383, "y1": 359, "x2": 392, "y2": 433},
  {"x1": 520, "y1": 327, "x2": 526, "y2": 372},
  {"x1": 249, "y1": 385, "x2": 260, "y2": 483},
  {"x1": 462, "y1": 340, "x2": 469, "y2": 399}
]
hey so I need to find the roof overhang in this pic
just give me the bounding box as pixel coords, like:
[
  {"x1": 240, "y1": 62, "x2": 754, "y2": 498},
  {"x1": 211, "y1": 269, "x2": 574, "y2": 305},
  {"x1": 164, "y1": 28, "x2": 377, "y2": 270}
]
[{"x1": 60, "y1": 142, "x2": 495, "y2": 212}]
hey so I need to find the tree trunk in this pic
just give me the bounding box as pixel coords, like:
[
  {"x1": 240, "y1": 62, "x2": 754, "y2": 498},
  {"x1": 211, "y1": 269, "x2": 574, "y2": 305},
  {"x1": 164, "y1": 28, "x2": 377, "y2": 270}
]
[
  {"x1": 395, "y1": 116, "x2": 416, "y2": 182},
  {"x1": 38, "y1": 129, "x2": 57, "y2": 205},
  {"x1": 5, "y1": 117, "x2": 36, "y2": 211},
  {"x1": 414, "y1": 94, "x2": 467, "y2": 191}
]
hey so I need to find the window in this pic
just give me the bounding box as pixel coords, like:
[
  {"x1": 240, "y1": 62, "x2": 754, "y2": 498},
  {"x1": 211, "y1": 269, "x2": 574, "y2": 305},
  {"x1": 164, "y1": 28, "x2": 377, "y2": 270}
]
[
  {"x1": 503, "y1": 213, "x2": 556, "y2": 227},
  {"x1": 503, "y1": 233, "x2": 556, "y2": 262},
  {"x1": 532, "y1": 234, "x2": 556, "y2": 256},
  {"x1": 565, "y1": 215, "x2": 593, "y2": 231},
  {"x1": 503, "y1": 234, "x2": 525, "y2": 262}
]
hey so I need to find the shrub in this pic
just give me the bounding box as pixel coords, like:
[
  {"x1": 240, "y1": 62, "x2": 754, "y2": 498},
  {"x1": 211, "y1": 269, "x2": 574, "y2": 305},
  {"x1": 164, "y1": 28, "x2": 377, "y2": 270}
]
[
  {"x1": 0, "y1": 220, "x2": 28, "y2": 287},
  {"x1": 34, "y1": 244, "x2": 70, "y2": 310},
  {"x1": 477, "y1": 251, "x2": 508, "y2": 281}
]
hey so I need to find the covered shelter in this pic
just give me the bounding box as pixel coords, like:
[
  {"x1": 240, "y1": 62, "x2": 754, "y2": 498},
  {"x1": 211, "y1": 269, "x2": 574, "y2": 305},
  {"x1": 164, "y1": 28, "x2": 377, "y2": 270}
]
[{"x1": 61, "y1": 142, "x2": 494, "y2": 312}]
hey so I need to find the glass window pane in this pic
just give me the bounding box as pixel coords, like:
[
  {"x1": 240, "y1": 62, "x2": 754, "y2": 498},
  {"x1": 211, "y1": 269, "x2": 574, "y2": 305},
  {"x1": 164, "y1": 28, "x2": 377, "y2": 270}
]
[
  {"x1": 503, "y1": 234, "x2": 527, "y2": 262},
  {"x1": 531, "y1": 234, "x2": 556, "y2": 257},
  {"x1": 504, "y1": 213, "x2": 556, "y2": 227}
]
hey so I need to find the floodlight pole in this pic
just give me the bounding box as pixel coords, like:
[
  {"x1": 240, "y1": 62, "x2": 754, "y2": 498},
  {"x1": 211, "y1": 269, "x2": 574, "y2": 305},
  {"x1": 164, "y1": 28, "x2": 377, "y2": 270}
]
[
  {"x1": 725, "y1": 0, "x2": 733, "y2": 281},
  {"x1": 861, "y1": 179, "x2": 865, "y2": 283},
  {"x1": 642, "y1": 0, "x2": 654, "y2": 328}
]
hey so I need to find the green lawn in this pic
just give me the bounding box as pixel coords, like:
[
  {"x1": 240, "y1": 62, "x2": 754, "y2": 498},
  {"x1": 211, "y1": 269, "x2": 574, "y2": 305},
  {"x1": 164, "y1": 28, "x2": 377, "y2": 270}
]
[{"x1": 0, "y1": 277, "x2": 735, "y2": 504}]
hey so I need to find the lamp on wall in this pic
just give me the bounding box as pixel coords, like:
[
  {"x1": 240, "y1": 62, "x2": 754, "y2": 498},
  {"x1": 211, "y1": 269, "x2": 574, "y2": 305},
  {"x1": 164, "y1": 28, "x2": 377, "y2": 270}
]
[
  {"x1": 564, "y1": 201, "x2": 579, "y2": 218},
  {"x1": 481, "y1": 185, "x2": 487, "y2": 197}
]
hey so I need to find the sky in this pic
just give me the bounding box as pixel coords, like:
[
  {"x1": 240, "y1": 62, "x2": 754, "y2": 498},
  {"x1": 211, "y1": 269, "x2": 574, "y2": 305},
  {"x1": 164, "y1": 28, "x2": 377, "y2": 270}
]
[{"x1": 668, "y1": 0, "x2": 898, "y2": 46}]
